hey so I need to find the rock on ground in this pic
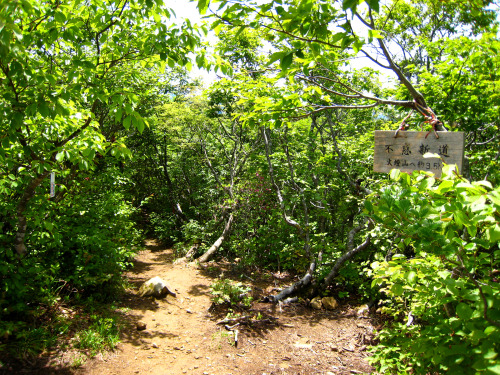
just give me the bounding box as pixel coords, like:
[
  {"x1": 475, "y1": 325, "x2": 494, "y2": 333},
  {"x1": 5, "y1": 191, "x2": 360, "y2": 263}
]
[{"x1": 138, "y1": 276, "x2": 176, "y2": 298}]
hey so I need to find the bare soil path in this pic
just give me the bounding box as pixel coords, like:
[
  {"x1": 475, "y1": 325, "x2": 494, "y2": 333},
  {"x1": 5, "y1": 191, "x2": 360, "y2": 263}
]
[{"x1": 76, "y1": 240, "x2": 376, "y2": 375}]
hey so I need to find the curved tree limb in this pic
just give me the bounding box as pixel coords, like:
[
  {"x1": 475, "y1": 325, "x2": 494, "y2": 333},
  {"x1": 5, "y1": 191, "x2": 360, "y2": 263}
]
[
  {"x1": 262, "y1": 126, "x2": 304, "y2": 235},
  {"x1": 320, "y1": 220, "x2": 372, "y2": 289},
  {"x1": 195, "y1": 213, "x2": 234, "y2": 263}
]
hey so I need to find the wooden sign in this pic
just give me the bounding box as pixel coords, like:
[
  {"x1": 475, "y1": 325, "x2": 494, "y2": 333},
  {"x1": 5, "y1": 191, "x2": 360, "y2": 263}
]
[{"x1": 374, "y1": 131, "x2": 465, "y2": 177}]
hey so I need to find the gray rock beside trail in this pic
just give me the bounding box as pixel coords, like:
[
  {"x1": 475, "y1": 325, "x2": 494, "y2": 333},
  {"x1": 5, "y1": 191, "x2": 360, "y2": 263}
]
[{"x1": 138, "y1": 276, "x2": 177, "y2": 298}]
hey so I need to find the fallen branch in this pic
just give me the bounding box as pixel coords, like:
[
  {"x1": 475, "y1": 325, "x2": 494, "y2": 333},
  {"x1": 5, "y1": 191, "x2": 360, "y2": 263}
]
[
  {"x1": 217, "y1": 315, "x2": 278, "y2": 326},
  {"x1": 196, "y1": 213, "x2": 234, "y2": 263},
  {"x1": 224, "y1": 323, "x2": 240, "y2": 330},
  {"x1": 174, "y1": 243, "x2": 200, "y2": 264}
]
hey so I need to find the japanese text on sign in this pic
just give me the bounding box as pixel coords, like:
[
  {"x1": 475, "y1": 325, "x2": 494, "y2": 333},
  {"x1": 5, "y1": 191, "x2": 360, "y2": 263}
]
[{"x1": 373, "y1": 131, "x2": 464, "y2": 177}]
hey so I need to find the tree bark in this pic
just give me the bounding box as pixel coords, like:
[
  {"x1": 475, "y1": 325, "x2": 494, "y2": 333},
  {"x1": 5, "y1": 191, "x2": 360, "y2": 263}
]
[
  {"x1": 320, "y1": 221, "x2": 372, "y2": 289},
  {"x1": 272, "y1": 247, "x2": 323, "y2": 302},
  {"x1": 175, "y1": 242, "x2": 200, "y2": 263},
  {"x1": 196, "y1": 213, "x2": 234, "y2": 263},
  {"x1": 14, "y1": 171, "x2": 50, "y2": 256},
  {"x1": 262, "y1": 127, "x2": 304, "y2": 234}
]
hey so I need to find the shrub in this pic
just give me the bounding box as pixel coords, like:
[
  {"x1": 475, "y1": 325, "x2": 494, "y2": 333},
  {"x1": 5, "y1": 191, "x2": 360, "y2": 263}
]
[
  {"x1": 210, "y1": 278, "x2": 253, "y2": 307},
  {"x1": 366, "y1": 166, "x2": 500, "y2": 374}
]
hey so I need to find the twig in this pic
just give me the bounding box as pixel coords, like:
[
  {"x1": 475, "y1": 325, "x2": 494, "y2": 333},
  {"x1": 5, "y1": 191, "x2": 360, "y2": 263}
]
[{"x1": 224, "y1": 323, "x2": 240, "y2": 330}]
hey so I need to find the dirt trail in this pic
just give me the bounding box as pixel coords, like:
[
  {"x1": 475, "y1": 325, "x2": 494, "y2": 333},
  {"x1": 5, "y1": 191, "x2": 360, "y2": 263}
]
[{"x1": 77, "y1": 240, "x2": 376, "y2": 375}]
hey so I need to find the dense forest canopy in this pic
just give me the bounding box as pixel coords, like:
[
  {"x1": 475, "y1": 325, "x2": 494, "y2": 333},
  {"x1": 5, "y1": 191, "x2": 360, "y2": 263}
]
[{"x1": 1, "y1": 0, "x2": 499, "y2": 373}]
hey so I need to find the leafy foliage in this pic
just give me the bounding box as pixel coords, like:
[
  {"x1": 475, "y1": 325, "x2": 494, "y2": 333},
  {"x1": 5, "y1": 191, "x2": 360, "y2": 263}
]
[
  {"x1": 74, "y1": 315, "x2": 120, "y2": 357},
  {"x1": 210, "y1": 278, "x2": 252, "y2": 307},
  {"x1": 0, "y1": 0, "x2": 499, "y2": 366},
  {"x1": 366, "y1": 166, "x2": 500, "y2": 374}
]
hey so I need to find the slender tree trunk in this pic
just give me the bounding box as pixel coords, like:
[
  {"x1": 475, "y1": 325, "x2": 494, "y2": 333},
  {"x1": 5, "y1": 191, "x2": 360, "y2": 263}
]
[
  {"x1": 196, "y1": 213, "x2": 234, "y2": 263},
  {"x1": 14, "y1": 172, "x2": 50, "y2": 256},
  {"x1": 262, "y1": 127, "x2": 304, "y2": 234},
  {"x1": 155, "y1": 136, "x2": 187, "y2": 222},
  {"x1": 320, "y1": 220, "x2": 371, "y2": 288}
]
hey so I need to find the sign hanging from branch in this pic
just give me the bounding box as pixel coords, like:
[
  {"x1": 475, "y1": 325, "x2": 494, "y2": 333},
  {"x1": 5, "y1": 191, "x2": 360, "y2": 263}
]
[{"x1": 373, "y1": 131, "x2": 465, "y2": 177}]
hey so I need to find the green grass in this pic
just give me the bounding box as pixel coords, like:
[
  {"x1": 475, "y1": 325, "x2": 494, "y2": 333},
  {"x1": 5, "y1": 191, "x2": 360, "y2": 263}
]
[
  {"x1": 74, "y1": 315, "x2": 120, "y2": 357},
  {"x1": 0, "y1": 298, "x2": 122, "y2": 365}
]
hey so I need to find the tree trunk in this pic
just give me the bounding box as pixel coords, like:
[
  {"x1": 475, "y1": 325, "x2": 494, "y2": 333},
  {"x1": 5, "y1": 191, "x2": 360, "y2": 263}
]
[
  {"x1": 195, "y1": 213, "x2": 234, "y2": 263},
  {"x1": 271, "y1": 220, "x2": 371, "y2": 302},
  {"x1": 14, "y1": 172, "x2": 50, "y2": 256},
  {"x1": 272, "y1": 247, "x2": 323, "y2": 302},
  {"x1": 320, "y1": 233, "x2": 371, "y2": 289},
  {"x1": 175, "y1": 242, "x2": 200, "y2": 264}
]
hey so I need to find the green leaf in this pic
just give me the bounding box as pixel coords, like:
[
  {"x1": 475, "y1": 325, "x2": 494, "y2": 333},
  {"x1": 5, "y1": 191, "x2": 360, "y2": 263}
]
[
  {"x1": 54, "y1": 11, "x2": 66, "y2": 24},
  {"x1": 423, "y1": 152, "x2": 440, "y2": 159},
  {"x1": 280, "y1": 52, "x2": 294, "y2": 71},
  {"x1": 391, "y1": 284, "x2": 404, "y2": 296},
  {"x1": 365, "y1": 0, "x2": 380, "y2": 12},
  {"x1": 406, "y1": 271, "x2": 417, "y2": 285},
  {"x1": 267, "y1": 51, "x2": 285, "y2": 66},
  {"x1": 485, "y1": 224, "x2": 500, "y2": 244},
  {"x1": 467, "y1": 224, "x2": 477, "y2": 238},
  {"x1": 352, "y1": 39, "x2": 364, "y2": 53},
  {"x1": 38, "y1": 101, "x2": 50, "y2": 117},
  {"x1": 389, "y1": 169, "x2": 401, "y2": 181},
  {"x1": 197, "y1": 0, "x2": 209, "y2": 14},
  {"x1": 486, "y1": 363, "x2": 500, "y2": 375},
  {"x1": 456, "y1": 303, "x2": 473, "y2": 320},
  {"x1": 368, "y1": 29, "x2": 383, "y2": 39},
  {"x1": 342, "y1": 0, "x2": 359, "y2": 11},
  {"x1": 295, "y1": 49, "x2": 304, "y2": 59},
  {"x1": 484, "y1": 349, "x2": 498, "y2": 360},
  {"x1": 123, "y1": 115, "x2": 131, "y2": 130},
  {"x1": 485, "y1": 326, "x2": 498, "y2": 335}
]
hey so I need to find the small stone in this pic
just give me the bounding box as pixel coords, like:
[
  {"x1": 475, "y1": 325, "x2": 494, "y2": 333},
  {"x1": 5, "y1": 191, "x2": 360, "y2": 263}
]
[
  {"x1": 357, "y1": 304, "x2": 370, "y2": 317},
  {"x1": 294, "y1": 337, "x2": 313, "y2": 349},
  {"x1": 310, "y1": 296, "x2": 322, "y2": 310},
  {"x1": 322, "y1": 296, "x2": 339, "y2": 310},
  {"x1": 152, "y1": 343, "x2": 159, "y2": 348},
  {"x1": 186, "y1": 309, "x2": 192, "y2": 314},
  {"x1": 136, "y1": 321, "x2": 147, "y2": 331}
]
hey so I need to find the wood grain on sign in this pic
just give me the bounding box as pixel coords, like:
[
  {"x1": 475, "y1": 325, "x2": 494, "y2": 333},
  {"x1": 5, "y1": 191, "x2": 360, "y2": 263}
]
[{"x1": 374, "y1": 131, "x2": 465, "y2": 177}]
